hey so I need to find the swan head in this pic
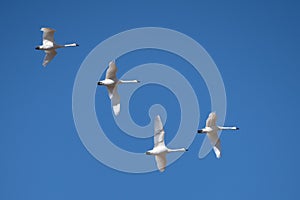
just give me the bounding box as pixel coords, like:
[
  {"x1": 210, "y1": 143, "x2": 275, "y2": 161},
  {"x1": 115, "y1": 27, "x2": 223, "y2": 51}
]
[
  {"x1": 145, "y1": 151, "x2": 152, "y2": 155},
  {"x1": 197, "y1": 130, "x2": 203, "y2": 133},
  {"x1": 35, "y1": 46, "x2": 40, "y2": 50},
  {"x1": 97, "y1": 81, "x2": 104, "y2": 85}
]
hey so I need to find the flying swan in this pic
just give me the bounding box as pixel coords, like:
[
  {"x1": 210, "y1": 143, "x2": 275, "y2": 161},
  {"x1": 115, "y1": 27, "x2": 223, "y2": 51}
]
[
  {"x1": 198, "y1": 112, "x2": 239, "y2": 158},
  {"x1": 35, "y1": 28, "x2": 79, "y2": 66},
  {"x1": 146, "y1": 115, "x2": 188, "y2": 172},
  {"x1": 97, "y1": 61, "x2": 140, "y2": 116}
]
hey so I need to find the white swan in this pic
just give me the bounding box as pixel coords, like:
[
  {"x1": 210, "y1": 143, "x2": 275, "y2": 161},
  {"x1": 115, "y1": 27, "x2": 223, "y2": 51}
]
[
  {"x1": 197, "y1": 112, "x2": 239, "y2": 158},
  {"x1": 146, "y1": 115, "x2": 188, "y2": 172},
  {"x1": 97, "y1": 61, "x2": 140, "y2": 116},
  {"x1": 35, "y1": 28, "x2": 79, "y2": 66}
]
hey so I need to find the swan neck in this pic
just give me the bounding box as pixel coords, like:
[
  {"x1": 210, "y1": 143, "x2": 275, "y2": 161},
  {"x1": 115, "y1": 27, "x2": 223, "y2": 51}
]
[
  {"x1": 218, "y1": 126, "x2": 238, "y2": 130},
  {"x1": 64, "y1": 43, "x2": 78, "y2": 47},
  {"x1": 119, "y1": 80, "x2": 139, "y2": 84},
  {"x1": 168, "y1": 148, "x2": 186, "y2": 153}
]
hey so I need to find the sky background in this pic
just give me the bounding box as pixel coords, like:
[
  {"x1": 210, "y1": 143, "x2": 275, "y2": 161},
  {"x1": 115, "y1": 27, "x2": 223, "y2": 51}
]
[{"x1": 1, "y1": 0, "x2": 300, "y2": 199}]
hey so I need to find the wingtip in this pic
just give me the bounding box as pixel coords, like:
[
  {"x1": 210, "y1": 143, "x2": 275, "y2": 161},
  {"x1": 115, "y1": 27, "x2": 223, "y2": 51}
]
[
  {"x1": 210, "y1": 112, "x2": 217, "y2": 116},
  {"x1": 112, "y1": 104, "x2": 120, "y2": 116},
  {"x1": 159, "y1": 168, "x2": 166, "y2": 172},
  {"x1": 213, "y1": 147, "x2": 221, "y2": 159},
  {"x1": 113, "y1": 110, "x2": 120, "y2": 116},
  {"x1": 40, "y1": 27, "x2": 56, "y2": 32}
]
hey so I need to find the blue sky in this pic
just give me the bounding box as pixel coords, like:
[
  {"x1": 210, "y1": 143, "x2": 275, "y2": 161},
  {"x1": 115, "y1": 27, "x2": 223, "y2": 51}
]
[{"x1": 1, "y1": 0, "x2": 300, "y2": 199}]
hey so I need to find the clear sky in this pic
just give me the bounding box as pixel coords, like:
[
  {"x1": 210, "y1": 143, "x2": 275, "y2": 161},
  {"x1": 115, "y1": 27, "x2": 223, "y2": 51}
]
[{"x1": 1, "y1": 0, "x2": 300, "y2": 199}]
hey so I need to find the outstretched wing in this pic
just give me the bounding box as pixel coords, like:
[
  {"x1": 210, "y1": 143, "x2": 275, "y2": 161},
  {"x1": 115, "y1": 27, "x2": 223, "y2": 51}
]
[
  {"x1": 41, "y1": 27, "x2": 55, "y2": 46},
  {"x1": 43, "y1": 50, "x2": 57, "y2": 67},
  {"x1": 106, "y1": 61, "x2": 118, "y2": 80},
  {"x1": 207, "y1": 131, "x2": 221, "y2": 158},
  {"x1": 206, "y1": 112, "x2": 217, "y2": 127},
  {"x1": 155, "y1": 154, "x2": 167, "y2": 172},
  {"x1": 106, "y1": 85, "x2": 115, "y2": 99},
  {"x1": 107, "y1": 85, "x2": 120, "y2": 116},
  {"x1": 111, "y1": 90, "x2": 120, "y2": 116},
  {"x1": 154, "y1": 115, "x2": 165, "y2": 147}
]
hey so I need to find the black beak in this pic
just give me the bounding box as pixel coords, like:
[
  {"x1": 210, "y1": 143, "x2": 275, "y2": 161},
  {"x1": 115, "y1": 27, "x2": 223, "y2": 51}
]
[
  {"x1": 97, "y1": 82, "x2": 103, "y2": 85},
  {"x1": 35, "y1": 47, "x2": 39, "y2": 50},
  {"x1": 197, "y1": 130, "x2": 203, "y2": 133},
  {"x1": 236, "y1": 127, "x2": 240, "y2": 130},
  {"x1": 185, "y1": 149, "x2": 188, "y2": 151}
]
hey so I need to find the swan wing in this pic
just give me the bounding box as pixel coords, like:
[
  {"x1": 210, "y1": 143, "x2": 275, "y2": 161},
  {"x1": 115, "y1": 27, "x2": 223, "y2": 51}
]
[
  {"x1": 206, "y1": 112, "x2": 217, "y2": 127},
  {"x1": 41, "y1": 27, "x2": 55, "y2": 46},
  {"x1": 154, "y1": 115, "x2": 165, "y2": 147},
  {"x1": 107, "y1": 85, "x2": 120, "y2": 116},
  {"x1": 112, "y1": 91, "x2": 120, "y2": 116},
  {"x1": 155, "y1": 154, "x2": 167, "y2": 172},
  {"x1": 207, "y1": 131, "x2": 221, "y2": 158},
  {"x1": 106, "y1": 85, "x2": 115, "y2": 99},
  {"x1": 43, "y1": 50, "x2": 57, "y2": 67},
  {"x1": 106, "y1": 61, "x2": 118, "y2": 80}
]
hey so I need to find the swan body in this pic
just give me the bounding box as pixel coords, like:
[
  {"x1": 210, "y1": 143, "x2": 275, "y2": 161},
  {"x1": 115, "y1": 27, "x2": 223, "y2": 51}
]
[
  {"x1": 97, "y1": 61, "x2": 140, "y2": 116},
  {"x1": 35, "y1": 28, "x2": 79, "y2": 66},
  {"x1": 146, "y1": 115, "x2": 188, "y2": 172},
  {"x1": 198, "y1": 112, "x2": 239, "y2": 158}
]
